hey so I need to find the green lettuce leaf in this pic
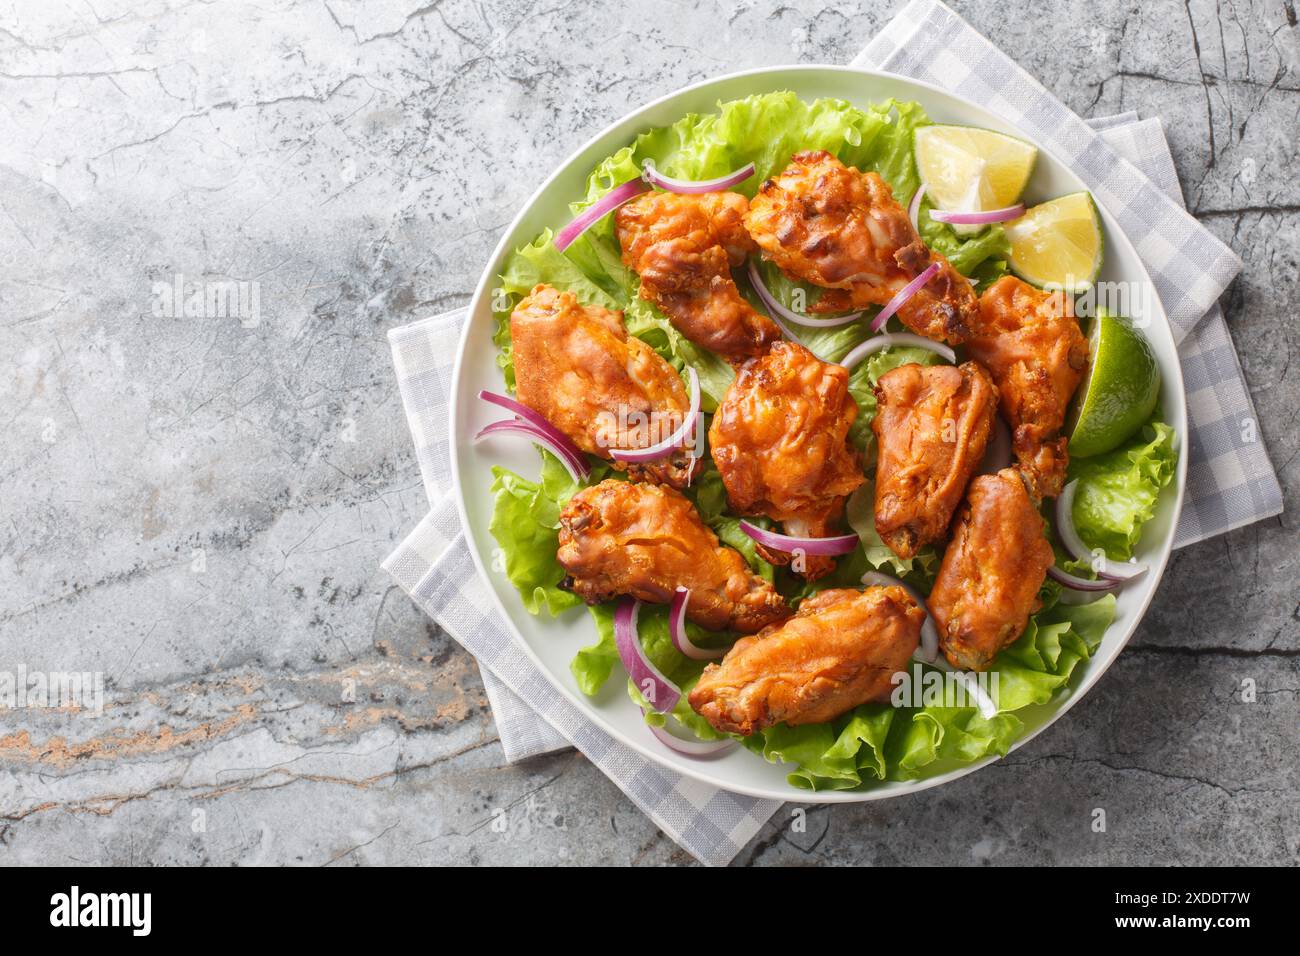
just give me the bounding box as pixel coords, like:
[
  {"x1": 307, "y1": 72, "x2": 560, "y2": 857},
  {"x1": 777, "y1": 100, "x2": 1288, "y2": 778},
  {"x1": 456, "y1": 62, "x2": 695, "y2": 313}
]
[
  {"x1": 1067, "y1": 419, "x2": 1178, "y2": 560},
  {"x1": 487, "y1": 467, "x2": 579, "y2": 617}
]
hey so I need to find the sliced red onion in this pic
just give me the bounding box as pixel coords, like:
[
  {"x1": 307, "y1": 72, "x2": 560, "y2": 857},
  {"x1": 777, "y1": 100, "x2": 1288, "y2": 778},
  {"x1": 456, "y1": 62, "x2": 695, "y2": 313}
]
[
  {"x1": 871, "y1": 261, "x2": 941, "y2": 333},
  {"x1": 609, "y1": 367, "x2": 700, "y2": 463},
  {"x1": 977, "y1": 416, "x2": 1012, "y2": 475},
  {"x1": 641, "y1": 159, "x2": 755, "y2": 194},
  {"x1": 1047, "y1": 565, "x2": 1118, "y2": 592},
  {"x1": 668, "y1": 588, "x2": 725, "y2": 661},
  {"x1": 477, "y1": 391, "x2": 589, "y2": 476},
  {"x1": 643, "y1": 711, "x2": 736, "y2": 757},
  {"x1": 746, "y1": 258, "x2": 864, "y2": 331},
  {"x1": 474, "y1": 420, "x2": 589, "y2": 484},
  {"x1": 614, "y1": 598, "x2": 680, "y2": 714},
  {"x1": 908, "y1": 184, "x2": 926, "y2": 234},
  {"x1": 480, "y1": 387, "x2": 582, "y2": 450},
  {"x1": 929, "y1": 204, "x2": 1025, "y2": 226},
  {"x1": 1056, "y1": 480, "x2": 1149, "y2": 582},
  {"x1": 861, "y1": 571, "x2": 939, "y2": 663},
  {"x1": 554, "y1": 178, "x2": 647, "y2": 252},
  {"x1": 738, "y1": 520, "x2": 858, "y2": 557},
  {"x1": 839, "y1": 330, "x2": 956, "y2": 372}
]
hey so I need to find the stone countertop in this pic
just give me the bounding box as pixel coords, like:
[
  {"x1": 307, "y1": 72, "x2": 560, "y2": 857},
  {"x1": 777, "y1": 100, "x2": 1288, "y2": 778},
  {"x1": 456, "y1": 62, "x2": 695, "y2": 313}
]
[{"x1": 1, "y1": 0, "x2": 1295, "y2": 866}]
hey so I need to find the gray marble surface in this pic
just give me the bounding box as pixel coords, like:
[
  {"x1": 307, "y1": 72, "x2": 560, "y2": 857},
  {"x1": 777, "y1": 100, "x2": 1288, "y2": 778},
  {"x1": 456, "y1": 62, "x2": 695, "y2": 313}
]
[{"x1": 0, "y1": 0, "x2": 1295, "y2": 866}]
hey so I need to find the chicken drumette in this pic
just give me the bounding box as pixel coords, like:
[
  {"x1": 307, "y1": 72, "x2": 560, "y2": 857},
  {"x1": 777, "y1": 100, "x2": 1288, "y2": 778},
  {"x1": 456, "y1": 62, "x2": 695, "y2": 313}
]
[
  {"x1": 556, "y1": 479, "x2": 789, "y2": 634},
  {"x1": 616, "y1": 191, "x2": 782, "y2": 365},
  {"x1": 871, "y1": 361, "x2": 999, "y2": 559},
  {"x1": 689, "y1": 585, "x2": 924, "y2": 736},
  {"x1": 744, "y1": 150, "x2": 978, "y2": 344},
  {"x1": 708, "y1": 341, "x2": 865, "y2": 581},
  {"x1": 967, "y1": 276, "x2": 1089, "y2": 500},
  {"x1": 510, "y1": 283, "x2": 701, "y2": 488},
  {"x1": 928, "y1": 468, "x2": 1056, "y2": 671}
]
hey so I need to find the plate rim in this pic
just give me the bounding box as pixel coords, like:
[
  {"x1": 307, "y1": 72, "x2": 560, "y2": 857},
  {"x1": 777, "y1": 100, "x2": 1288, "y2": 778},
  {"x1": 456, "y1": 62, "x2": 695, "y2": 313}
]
[{"x1": 444, "y1": 64, "x2": 1189, "y2": 803}]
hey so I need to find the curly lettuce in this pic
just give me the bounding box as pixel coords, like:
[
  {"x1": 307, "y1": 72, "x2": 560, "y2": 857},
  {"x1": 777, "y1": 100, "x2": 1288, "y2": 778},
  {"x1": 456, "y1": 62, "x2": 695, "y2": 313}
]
[{"x1": 1068, "y1": 419, "x2": 1177, "y2": 560}]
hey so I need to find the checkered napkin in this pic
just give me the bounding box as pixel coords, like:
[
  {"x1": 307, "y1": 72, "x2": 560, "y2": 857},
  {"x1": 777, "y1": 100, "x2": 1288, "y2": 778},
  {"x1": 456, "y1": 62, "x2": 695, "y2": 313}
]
[{"x1": 382, "y1": 0, "x2": 1283, "y2": 866}]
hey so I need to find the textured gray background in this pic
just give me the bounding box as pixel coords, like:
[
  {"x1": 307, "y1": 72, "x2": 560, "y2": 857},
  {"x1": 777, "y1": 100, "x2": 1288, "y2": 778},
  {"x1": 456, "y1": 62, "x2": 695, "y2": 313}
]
[{"x1": 1, "y1": 0, "x2": 1296, "y2": 866}]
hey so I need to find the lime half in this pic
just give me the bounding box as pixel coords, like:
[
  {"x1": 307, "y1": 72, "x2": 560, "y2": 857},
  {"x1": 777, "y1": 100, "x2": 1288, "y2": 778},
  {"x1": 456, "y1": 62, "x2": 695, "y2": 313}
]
[
  {"x1": 914, "y1": 125, "x2": 1038, "y2": 235},
  {"x1": 1066, "y1": 310, "x2": 1161, "y2": 458},
  {"x1": 1005, "y1": 191, "x2": 1103, "y2": 292}
]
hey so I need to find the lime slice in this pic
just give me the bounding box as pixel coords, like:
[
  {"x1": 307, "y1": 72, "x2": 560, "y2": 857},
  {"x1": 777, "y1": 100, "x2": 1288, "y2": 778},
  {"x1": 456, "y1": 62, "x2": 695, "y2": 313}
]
[
  {"x1": 1004, "y1": 192, "x2": 1103, "y2": 292},
  {"x1": 914, "y1": 125, "x2": 1038, "y2": 235},
  {"x1": 1066, "y1": 310, "x2": 1161, "y2": 458}
]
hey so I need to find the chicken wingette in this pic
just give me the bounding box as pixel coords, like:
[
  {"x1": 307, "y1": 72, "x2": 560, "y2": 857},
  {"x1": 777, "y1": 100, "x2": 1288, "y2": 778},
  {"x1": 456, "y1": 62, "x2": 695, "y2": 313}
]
[
  {"x1": 928, "y1": 468, "x2": 1056, "y2": 671},
  {"x1": 689, "y1": 586, "x2": 924, "y2": 735},
  {"x1": 871, "y1": 361, "x2": 999, "y2": 559},
  {"x1": 616, "y1": 191, "x2": 782, "y2": 364},
  {"x1": 744, "y1": 150, "x2": 978, "y2": 344},
  {"x1": 967, "y1": 276, "x2": 1089, "y2": 500},
  {"x1": 708, "y1": 341, "x2": 865, "y2": 580},
  {"x1": 510, "y1": 283, "x2": 701, "y2": 488},
  {"x1": 556, "y1": 479, "x2": 789, "y2": 634}
]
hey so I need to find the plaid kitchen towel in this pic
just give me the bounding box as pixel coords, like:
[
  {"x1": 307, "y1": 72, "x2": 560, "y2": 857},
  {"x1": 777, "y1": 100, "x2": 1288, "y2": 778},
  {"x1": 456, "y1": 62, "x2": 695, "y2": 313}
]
[{"x1": 382, "y1": 0, "x2": 1283, "y2": 865}]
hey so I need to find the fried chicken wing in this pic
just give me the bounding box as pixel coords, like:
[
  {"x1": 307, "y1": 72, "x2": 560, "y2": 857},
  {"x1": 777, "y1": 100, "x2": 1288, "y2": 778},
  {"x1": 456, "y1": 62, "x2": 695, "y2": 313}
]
[
  {"x1": 616, "y1": 191, "x2": 782, "y2": 364},
  {"x1": 556, "y1": 479, "x2": 789, "y2": 633},
  {"x1": 967, "y1": 276, "x2": 1089, "y2": 499},
  {"x1": 511, "y1": 283, "x2": 700, "y2": 488},
  {"x1": 871, "y1": 361, "x2": 998, "y2": 559},
  {"x1": 708, "y1": 341, "x2": 865, "y2": 580},
  {"x1": 689, "y1": 586, "x2": 923, "y2": 735},
  {"x1": 744, "y1": 150, "x2": 978, "y2": 344},
  {"x1": 928, "y1": 468, "x2": 1056, "y2": 671}
]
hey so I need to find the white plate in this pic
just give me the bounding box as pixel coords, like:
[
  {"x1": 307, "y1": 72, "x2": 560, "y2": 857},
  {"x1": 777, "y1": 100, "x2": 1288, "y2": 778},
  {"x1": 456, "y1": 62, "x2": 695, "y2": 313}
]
[{"x1": 448, "y1": 66, "x2": 1188, "y2": 802}]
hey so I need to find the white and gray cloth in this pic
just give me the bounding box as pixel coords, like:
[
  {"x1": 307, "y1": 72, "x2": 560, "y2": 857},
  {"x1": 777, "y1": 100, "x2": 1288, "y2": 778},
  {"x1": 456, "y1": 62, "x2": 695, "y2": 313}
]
[{"x1": 382, "y1": 0, "x2": 1283, "y2": 866}]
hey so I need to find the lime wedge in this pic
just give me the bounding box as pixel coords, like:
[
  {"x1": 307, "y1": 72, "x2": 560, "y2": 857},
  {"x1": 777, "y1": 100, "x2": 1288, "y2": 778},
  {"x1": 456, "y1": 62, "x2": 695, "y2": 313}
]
[
  {"x1": 1005, "y1": 191, "x2": 1103, "y2": 292},
  {"x1": 1066, "y1": 310, "x2": 1161, "y2": 458},
  {"x1": 914, "y1": 125, "x2": 1038, "y2": 235}
]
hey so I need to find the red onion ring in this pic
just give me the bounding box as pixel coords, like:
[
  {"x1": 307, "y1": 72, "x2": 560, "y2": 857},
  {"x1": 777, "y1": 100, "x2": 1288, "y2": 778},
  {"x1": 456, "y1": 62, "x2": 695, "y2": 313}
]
[
  {"x1": 1046, "y1": 565, "x2": 1118, "y2": 593},
  {"x1": 642, "y1": 710, "x2": 736, "y2": 756},
  {"x1": 861, "y1": 571, "x2": 939, "y2": 663},
  {"x1": 908, "y1": 184, "x2": 926, "y2": 234},
  {"x1": 746, "y1": 258, "x2": 865, "y2": 331},
  {"x1": 473, "y1": 420, "x2": 590, "y2": 484},
  {"x1": 839, "y1": 331, "x2": 956, "y2": 371},
  {"x1": 608, "y1": 367, "x2": 700, "y2": 463},
  {"x1": 1056, "y1": 480, "x2": 1149, "y2": 582},
  {"x1": 738, "y1": 520, "x2": 859, "y2": 557},
  {"x1": 641, "y1": 160, "x2": 755, "y2": 195},
  {"x1": 614, "y1": 598, "x2": 680, "y2": 714},
  {"x1": 929, "y1": 204, "x2": 1025, "y2": 226},
  {"x1": 554, "y1": 178, "x2": 648, "y2": 252},
  {"x1": 871, "y1": 261, "x2": 941, "y2": 333},
  {"x1": 477, "y1": 390, "x2": 589, "y2": 477},
  {"x1": 668, "y1": 587, "x2": 726, "y2": 661}
]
